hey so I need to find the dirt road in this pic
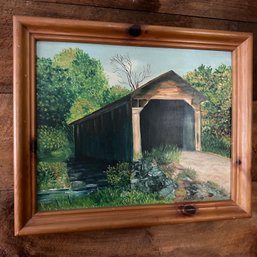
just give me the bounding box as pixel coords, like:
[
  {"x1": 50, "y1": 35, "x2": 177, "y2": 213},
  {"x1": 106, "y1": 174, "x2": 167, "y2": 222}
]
[{"x1": 180, "y1": 151, "x2": 231, "y2": 192}]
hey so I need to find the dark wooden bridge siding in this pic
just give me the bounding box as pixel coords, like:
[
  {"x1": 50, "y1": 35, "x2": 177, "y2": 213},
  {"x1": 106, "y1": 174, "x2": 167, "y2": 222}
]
[
  {"x1": 74, "y1": 101, "x2": 133, "y2": 162},
  {"x1": 140, "y1": 100, "x2": 195, "y2": 151}
]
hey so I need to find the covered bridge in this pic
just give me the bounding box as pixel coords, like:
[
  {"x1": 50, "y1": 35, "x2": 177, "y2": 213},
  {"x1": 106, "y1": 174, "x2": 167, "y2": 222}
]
[{"x1": 70, "y1": 70, "x2": 206, "y2": 162}]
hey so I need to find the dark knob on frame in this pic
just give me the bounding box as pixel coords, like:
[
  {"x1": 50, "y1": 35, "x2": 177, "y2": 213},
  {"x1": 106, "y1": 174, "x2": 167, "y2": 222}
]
[
  {"x1": 181, "y1": 205, "x2": 197, "y2": 216},
  {"x1": 236, "y1": 159, "x2": 242, "y2": 166},
  {"x1": 128, "y1": 24, "x2": 142, "y2": 37}
]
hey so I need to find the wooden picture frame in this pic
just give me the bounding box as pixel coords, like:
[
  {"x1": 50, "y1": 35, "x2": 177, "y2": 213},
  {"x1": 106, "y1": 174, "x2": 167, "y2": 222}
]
[{"x1": 13, "y1": 16, "x2": 252, "y2": 235}]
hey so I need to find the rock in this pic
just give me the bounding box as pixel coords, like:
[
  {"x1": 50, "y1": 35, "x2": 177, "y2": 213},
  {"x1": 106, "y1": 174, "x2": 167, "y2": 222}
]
[
  {"x1": 70, "y1": 181, "x2": 87, "y2": 191},
  {"x1": 159, "y1": 185, "x2": 176, "y2": 198},
  {"x1": 185, "y1": 181, "x2": 229, "y2": 201},
  {"x1": 131, "y1": 159, "x2": 176, "y2": 198},
  {"x1": 85, "y1": 184, "x2": 98, "y2": 189}
]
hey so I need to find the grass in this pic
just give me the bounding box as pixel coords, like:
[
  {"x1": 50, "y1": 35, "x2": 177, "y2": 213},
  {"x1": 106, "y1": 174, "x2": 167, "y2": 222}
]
[
  {"x1": 38, "y1": 188, "x2": 173, "y2": 211},
  {"x1": 142, "y1": 145, "x2": 181, "y2": 165},
  {"x1": 202, "y1": 133, "x2": 231, "y2": 158}
]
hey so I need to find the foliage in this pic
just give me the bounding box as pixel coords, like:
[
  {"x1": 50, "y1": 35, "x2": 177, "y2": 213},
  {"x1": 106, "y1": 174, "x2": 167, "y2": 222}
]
[
  {"x1": 38, "y1": 188, "x2": 171, "y2": 211},
  {"x1": 105, "y1": 162, "x2": 132, "y2": 190},
  {"x1": 38, "y1": 125, "x2": 70, "y2": 153},
  {"x1": 37, "y1": 125, "x2": 73, "y2": 161},
  {"x1": 102, "y1": 85, "x2": 131, "y2": 106},
  {"x1": 201, "y1": 132, "x2": 231, "y2": 157},
  {"x1": 52, "y1": 48, "x2": 78, "y2": 68},
  {"x1": 37, "y1": 48, "x2": 110, "y2": 127},
  {"x1": 54, "y1": 48, "x2": 109, "y2": 107},
  {"x1": 184, "y1": 64, "x2": 232, "y2": 156},
  {"x1": 36, "y1": 57, "x2": 74, "y2": 126},
  {"x1": 37, "y1": 162, "x2": 70, "y2": 191},
  {"x1": 67, "y1": 98, "x2": 99, "y2": 124},
  {"x1": 142, "y1": 145, "x2": 181, "y2": 165},
  {"x1": 184, "y1": 64, "x2": 232, "y2": 137}
]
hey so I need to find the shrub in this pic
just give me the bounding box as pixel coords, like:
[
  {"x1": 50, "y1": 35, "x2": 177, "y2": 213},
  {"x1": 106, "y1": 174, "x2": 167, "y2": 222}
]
[
  {"x1": 142, "y1": 145, "x2": 181, "y2": 165},
  {"x1": 105, "y1": 162, "x2": 132, "y2": 189},
  {"x1": 38, "y1": 125, "x2": 72, "y2": 161},
  {"x1": 37, "y1": 162, "x2": 70, "y2": 191}
]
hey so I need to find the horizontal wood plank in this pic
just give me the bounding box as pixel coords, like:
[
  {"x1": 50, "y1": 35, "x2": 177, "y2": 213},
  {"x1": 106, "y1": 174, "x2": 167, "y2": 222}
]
[
  {"x1": 1, "y1": 184, "x2": 257, "y2": 256},
  {"x1": 33, "y1": 0, "x2": 257, "y2": 23}
]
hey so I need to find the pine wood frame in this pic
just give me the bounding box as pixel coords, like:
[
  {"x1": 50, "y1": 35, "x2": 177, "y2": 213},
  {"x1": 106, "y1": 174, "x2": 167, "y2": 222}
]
[{"x1": 13, "y1": 16, "x2": 253, "y2": 236}]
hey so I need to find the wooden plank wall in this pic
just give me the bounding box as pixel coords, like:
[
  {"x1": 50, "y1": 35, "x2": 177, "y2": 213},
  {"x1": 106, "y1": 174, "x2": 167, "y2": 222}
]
[{"x1": 1, "y1": 1, "x2": 257, "y2": 256}]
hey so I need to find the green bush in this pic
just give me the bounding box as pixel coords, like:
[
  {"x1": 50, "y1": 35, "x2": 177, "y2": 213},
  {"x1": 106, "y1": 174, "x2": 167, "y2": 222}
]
[
  {"x1": 37, "y1": 162, "x2": 70, "y2": 191},
  {"x1": 142, "y1": 145, "x2": 181, "y2": 165},
  {"x1": 105, "y1": 162, "x2": 132, "y2": 189},
  {"x1": 38, "y1": 125, "x2": 73, "y2": 161},
  {"x1": 202, "y1": 132, "x2": 231, "y2": 158}
]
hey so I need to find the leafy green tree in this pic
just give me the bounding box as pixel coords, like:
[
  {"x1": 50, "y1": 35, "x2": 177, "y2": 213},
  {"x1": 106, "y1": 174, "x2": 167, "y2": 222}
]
[
  {"x1": 37, "y1": 48, "x2": 111, "y2": 126},
  {"x1": 184, "y1": 64, "x2": 232, "y2": 157},
  {"x1": 67, "y1": 98, "x2": 99, "y2": 124},
  {"x1": 36, "y1": 57, "x2": 74, "y2": 127},
  {"x1": 184, "y1": 64, "x2": 232, "y2": 138},
  {"x1": 53, "y1": 48, "x2": 110, "y2": 108},
  {"x1": 102, "y1": 85, "x2": 131, "y2": 106}
]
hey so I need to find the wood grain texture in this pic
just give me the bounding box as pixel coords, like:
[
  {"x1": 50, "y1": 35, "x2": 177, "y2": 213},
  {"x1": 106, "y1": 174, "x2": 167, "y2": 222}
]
[
  {"x1": 0, "y1": 94, "x2": 13, "y2": 190},
  {"x1": 252, "y1": 101, "x2": 257, "y2": 180},
  {"x1": 1, "y1": 185, "x2": 257, "y2": 256},
  {"x1": 32, "y1": 0, "x2": 257, "y2": 23}
]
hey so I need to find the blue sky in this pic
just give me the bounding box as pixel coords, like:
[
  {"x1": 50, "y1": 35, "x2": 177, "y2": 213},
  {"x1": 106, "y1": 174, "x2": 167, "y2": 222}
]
[{"x1": 37, "y1": 41, "x2": 232, "y2": 88}]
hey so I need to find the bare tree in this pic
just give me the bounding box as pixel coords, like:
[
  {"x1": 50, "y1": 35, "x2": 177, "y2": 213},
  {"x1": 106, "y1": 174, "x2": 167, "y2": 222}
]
[{"x1": 110, "y1": 54, "x2": 151, "y2": 90}]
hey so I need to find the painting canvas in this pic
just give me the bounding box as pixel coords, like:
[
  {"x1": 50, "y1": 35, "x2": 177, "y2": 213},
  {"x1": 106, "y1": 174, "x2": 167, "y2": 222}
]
[{"x1": 36, "y1": 41, "x2": 232, "y2": 211}]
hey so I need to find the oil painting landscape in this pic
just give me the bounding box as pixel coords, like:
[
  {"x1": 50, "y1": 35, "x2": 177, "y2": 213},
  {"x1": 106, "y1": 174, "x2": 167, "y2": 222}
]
[{"x1": 36, "y1": 41, "x2": 232, "y2": 211}]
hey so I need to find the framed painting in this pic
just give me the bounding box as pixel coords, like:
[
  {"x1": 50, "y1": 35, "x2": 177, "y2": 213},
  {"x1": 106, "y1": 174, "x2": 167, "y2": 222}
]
[{"x1": 13, "y1": 16, "x2": 252, "y2": 235}]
